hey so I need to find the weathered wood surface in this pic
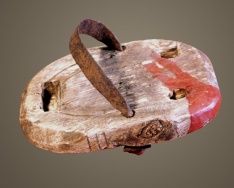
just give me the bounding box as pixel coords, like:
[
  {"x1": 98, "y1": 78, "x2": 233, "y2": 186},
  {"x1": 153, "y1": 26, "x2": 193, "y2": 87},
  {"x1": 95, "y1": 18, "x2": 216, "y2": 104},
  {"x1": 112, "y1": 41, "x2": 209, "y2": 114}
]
[{"x1": 20, "y1": 39, "x2": 221, "y2": 154}]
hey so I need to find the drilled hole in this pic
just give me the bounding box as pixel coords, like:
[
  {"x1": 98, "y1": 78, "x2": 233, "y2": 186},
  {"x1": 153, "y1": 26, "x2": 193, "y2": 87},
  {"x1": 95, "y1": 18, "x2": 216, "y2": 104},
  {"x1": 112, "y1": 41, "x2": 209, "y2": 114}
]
[
  {"x1": 121, "y1": 45, "x2": 126, "y2": 51},
  {"x1": 42, "y1": 81, "x2": 60, "y2": 111},
  {"x1": 129, "y1": 110, "x2": 135, "y2": 118},
  {"x1": 169, "y1": 88, "x2": 187, "y2": 100},
  {"x1": 161, "y1": 46, "x2": 178, "y2": 58},
  {"x1": 42, "y1": 88, "x2": 51, "y2": 111}
]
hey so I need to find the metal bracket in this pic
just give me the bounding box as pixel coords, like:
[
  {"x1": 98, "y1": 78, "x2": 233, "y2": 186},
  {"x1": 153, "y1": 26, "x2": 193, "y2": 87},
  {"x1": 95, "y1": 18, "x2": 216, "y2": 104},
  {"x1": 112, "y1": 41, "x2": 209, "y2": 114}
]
[{"x1": 69, "y1": 19, "x2": 134, "y2": 117}]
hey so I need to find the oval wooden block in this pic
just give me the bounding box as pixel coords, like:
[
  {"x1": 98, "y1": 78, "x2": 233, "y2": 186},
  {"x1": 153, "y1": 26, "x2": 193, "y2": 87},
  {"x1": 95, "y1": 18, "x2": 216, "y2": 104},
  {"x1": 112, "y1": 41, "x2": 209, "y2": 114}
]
[{"x1": 20, "y1": 39, "x2": 221, "y2": 154}]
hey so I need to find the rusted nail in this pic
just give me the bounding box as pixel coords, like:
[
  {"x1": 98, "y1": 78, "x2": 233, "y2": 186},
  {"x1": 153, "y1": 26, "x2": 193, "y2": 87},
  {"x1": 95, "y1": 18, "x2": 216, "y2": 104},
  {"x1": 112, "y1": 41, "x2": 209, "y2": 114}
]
[{"x1": 69, "y1": 19, "x2": 134, "y2": 117}]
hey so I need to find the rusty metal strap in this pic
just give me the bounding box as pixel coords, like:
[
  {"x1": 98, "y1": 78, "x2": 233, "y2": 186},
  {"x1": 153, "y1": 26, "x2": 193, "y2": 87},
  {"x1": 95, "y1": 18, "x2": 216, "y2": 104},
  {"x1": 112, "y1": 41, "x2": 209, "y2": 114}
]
[{"x1": 69, "y1": 19, "x2": 133, "y2": 117}]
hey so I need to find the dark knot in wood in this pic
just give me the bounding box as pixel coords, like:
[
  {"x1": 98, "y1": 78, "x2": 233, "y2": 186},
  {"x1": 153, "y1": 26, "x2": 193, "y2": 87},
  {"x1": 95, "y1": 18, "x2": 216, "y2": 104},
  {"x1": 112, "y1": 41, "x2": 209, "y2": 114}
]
[{"x1": 138, "y1": 120, "x2": 171, "y2": 138}]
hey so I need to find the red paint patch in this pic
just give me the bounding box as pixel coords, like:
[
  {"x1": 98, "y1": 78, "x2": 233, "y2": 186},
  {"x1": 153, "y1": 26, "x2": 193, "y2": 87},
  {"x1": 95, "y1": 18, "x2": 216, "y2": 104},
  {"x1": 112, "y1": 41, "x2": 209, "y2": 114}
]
[{"x1": 144, "y1": 52, "x2": 221, "y2": 133}]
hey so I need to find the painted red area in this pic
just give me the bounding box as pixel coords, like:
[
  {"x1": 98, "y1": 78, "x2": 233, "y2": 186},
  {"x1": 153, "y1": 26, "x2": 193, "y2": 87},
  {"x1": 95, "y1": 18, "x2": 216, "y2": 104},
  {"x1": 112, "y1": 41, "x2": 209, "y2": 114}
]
[{"x1": 144, "y1": 52, "x2": 221, "y2": 133}]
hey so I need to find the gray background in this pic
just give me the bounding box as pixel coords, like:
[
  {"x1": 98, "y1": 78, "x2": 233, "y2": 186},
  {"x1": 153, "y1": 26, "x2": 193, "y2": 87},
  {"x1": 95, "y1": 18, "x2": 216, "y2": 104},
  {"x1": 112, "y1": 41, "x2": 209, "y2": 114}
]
[{"x1": 1, "y1": 0, "x2": 233, "y2": 187}]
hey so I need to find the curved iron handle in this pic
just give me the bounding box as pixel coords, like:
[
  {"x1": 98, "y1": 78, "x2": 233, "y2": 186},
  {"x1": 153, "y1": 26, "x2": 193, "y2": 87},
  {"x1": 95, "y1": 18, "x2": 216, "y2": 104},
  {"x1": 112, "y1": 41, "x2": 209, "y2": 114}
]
[{"x1": 69, "y1": 19, "x2": 134, "y2": 118}]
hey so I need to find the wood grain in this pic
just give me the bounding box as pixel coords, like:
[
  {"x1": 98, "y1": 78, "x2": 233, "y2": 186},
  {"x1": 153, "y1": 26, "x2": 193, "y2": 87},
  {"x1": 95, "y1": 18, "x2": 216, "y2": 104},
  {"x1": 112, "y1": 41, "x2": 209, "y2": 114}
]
[{"x1": 20, "y1": 39, "x2": 221, "y2": 154}]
